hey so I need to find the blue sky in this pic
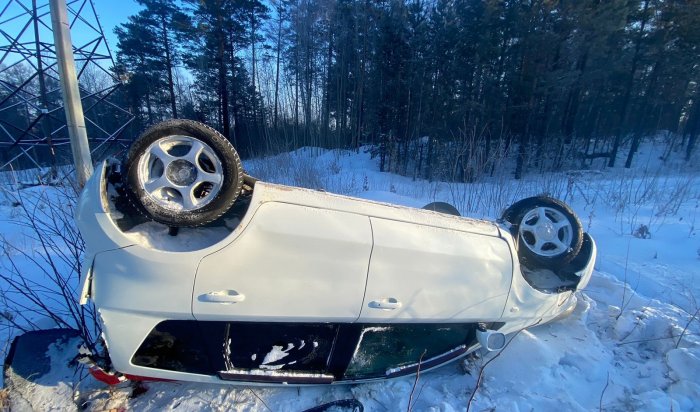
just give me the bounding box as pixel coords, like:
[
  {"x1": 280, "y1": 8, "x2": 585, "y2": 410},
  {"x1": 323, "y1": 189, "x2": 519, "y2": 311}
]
[
  {"x1": 95, "y1": 0, "x2": 141, "y2": 51},
  {"x1": 0, "y1": 1, "x2": 141, "y2": 67}
]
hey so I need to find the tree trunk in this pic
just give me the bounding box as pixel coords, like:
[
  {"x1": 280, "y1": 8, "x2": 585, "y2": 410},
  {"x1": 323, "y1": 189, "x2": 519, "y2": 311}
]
[
  {"x1": 514, "y1": 133, "x2": 528, "y2": 180},
  {"x1": 250, "y1": 10, "x2": 258, "y2": 129},
  {"x1": 686, "y1": 97, "x2": 700, "y2": 161},
  {"x1": 145, "y1": 85, "x2": 153, "y2": 124},
  {"x1": 217, "y1": 25, "x2": 230, "y2": 140},
  {"x1": 294, "y1": 37, "x2": 300, "y2": 145},
  {"x1": 609, "y1": 0, "x2": 651, "y2": 167},
  {"x1": 561, "y1": 48, "x2": 588, "y2": 144},
  {"x1": 625, "y1": 58, "x2": 661, "y2": 168},
  {"x1": 161, "y1": 14, "x2": 178, "y2": 118},
  {"x1": 273, "y1": 10, "x2": 282, "y2": 129},
  {"x1": 323, "y1": 24, "x2": 332, "y2": 146}
]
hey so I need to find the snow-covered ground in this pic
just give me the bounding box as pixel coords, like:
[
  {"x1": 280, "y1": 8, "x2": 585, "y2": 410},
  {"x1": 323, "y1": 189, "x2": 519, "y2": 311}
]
[{"x1": 1, "y1": 140, "x2": 699, "y2": 411}]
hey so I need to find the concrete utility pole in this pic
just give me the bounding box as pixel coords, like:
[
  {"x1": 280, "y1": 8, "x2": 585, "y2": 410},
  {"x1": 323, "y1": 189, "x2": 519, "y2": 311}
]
[{"x1": 50, "y1": 0, "x2": 93, "y2": 187}]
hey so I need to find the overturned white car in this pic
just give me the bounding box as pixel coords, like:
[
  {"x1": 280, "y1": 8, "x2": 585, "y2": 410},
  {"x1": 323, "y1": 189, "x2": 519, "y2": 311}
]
[{"x1": 76, "y1": 120, "x2": 596, "y2": 385}]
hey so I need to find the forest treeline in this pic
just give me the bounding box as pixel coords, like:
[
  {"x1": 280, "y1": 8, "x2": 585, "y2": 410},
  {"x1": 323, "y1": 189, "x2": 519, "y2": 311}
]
[{"x1": 3, "y1": 0, "x2": 699, "y2": 180}]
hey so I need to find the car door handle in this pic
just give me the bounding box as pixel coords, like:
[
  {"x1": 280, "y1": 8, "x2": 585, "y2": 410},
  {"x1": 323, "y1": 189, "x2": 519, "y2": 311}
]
[
  {"x1": 200, "y1": 290, "x2": 245, "y2": 304},
  {"x1": 368, "y1": 298, "x2": 402, "y2": 310}
]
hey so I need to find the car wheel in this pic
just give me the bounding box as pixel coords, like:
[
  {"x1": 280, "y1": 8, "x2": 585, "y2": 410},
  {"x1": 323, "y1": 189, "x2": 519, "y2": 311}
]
[
  {"x1": 501, "y1": 196, "x2": 583, "y2": 269},
  {"x1": 422, "y1": 202, "x2": 461, "y2": 216},
  {"x1": 124, "y1": 119, "x2": 243, "y2": 227}
]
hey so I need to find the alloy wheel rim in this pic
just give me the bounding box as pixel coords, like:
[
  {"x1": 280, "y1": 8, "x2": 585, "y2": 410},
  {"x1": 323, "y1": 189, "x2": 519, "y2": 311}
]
[{"x1": 137, "y1": 135, "x2": 224, "y2": 211}]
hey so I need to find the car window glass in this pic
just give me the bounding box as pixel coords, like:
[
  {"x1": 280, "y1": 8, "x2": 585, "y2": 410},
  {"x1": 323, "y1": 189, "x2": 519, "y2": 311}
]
[
  {"x1": 132, "y1": 321, "x2": 338, "y2": 377},
  {"x1": 197, "y1": 322, "x2": 338, "y2": 373},
  {"x1": 132, "y1": 320, "x2": 212, "y2": 374},
  {"x1": 344, "y1": 324, "x2": 473, "y2": 380}
]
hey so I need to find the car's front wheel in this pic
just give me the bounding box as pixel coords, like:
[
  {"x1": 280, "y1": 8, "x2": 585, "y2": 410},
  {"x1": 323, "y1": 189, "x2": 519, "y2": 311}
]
[
  {"x1": 123, "y1": 119, "x2": 243, "y2": 227},
  {"x1": 502, "y1": 196, "x2": 583, "y2": 269}
]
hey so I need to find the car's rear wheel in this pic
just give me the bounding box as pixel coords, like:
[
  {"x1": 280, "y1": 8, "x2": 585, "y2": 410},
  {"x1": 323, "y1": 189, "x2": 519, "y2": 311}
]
[
  {"x1": 422, "y1": 202, "x2": 461, "y2": 216},
  {"x1": 502, "y1": 196, "x2": 583, "y2": 269},
  {"x1": 124, "y1": 119, "x2": 243, "y2": 227}
]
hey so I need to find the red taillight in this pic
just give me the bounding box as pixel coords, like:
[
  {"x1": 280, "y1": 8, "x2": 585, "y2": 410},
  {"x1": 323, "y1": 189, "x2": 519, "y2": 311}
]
[{"x1": 88, "y1": 366, "x2": 125, "y2": 385}]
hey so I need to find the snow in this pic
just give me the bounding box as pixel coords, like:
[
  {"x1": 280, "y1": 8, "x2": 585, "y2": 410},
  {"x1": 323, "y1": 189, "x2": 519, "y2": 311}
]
[
  {"x1": 222, "y1": 368, "x2": 333, "y2": 379},
  {"x1": 260, "y1": 345, "x2": 291, "y2": 370},
  {"x1": 347, "y1": 327, "x2": 392, "y2": 375},
  {"x1": 522, "y1": 267, "x2": 579, "y2": 291},
  {"x1": 104, "y1": 174, "x2": 239, "y2": 251},
  {"x1": 123, "y1": 221, "x2": 233, "y2": 252},
  {"x1": 4, "y1": 334, "x2": 90, "y2": 411},
  {"x1": 1, "y1": 139, "x2": 699, "y2": 410}
]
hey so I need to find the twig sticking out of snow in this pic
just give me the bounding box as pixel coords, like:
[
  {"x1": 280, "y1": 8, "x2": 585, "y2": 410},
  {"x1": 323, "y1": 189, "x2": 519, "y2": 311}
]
[
  {"x1": 407, "y1": 349, "x2": 427, "y2": 412},
  {"x1": 616, "y1": 239, "x2": 639, "y2": 320},
  {"x1": 676, "y1": 307, "x2": 700, "y2": 349},
  {"x1": 616, "y1": 332, "x2": 700, "y2": 346},
  {"x1": 599, "y1": 371, "x2": 610, "y2": 412},
  {"x1": 247, "y1": 388, "x2": 272, "y2": 412},
  {"x1": 466, "y1": 330, "x2": 524, "y2": 412}
]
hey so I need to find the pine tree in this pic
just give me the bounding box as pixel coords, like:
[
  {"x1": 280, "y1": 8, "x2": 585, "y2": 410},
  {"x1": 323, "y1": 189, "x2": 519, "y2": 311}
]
[{"x1": 114, "y1": 0, "x2": 189, "y2": 124}]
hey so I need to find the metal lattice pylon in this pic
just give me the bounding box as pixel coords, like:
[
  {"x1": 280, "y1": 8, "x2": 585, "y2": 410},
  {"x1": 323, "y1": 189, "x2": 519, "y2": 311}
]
[{"x1": 0, "y1": 0, "x2": 134, "y2": 173}]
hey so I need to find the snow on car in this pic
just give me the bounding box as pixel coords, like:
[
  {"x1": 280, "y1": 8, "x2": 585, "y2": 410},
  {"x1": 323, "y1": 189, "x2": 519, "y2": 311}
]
[{"x1": 76, "y1": 119, "x2": 596, "y2": 385}]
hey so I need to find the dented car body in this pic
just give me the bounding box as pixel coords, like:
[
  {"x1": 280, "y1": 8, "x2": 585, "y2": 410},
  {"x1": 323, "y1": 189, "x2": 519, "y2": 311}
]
[{"x1": 77, "y1": 158, "x2": 595, "y2": 385}]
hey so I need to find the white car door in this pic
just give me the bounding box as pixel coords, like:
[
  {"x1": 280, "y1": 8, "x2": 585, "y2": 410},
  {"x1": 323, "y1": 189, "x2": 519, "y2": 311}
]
[
  {"x1": 358, "y1": 217, "x2": 513, "y2": 322},
  {"x1": 192, "y1": 201, "x2": 373, "y2": 322}
]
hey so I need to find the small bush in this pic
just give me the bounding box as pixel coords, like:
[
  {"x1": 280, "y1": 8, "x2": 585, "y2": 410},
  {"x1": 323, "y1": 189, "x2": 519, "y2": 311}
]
[
  {"x1": 633, "y1": 224, "x2": 651, "y2": 239},
  {"x1": 0, "y1": 183, "x2": 100, "y2": 359}
]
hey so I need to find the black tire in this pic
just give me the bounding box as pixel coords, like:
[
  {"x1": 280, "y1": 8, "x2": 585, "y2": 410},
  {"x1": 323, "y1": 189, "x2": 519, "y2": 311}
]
[
  {"x1": 501, "y1": 196, "x2": 583, "y2": 269},
  {"x1": 422, "y1": 202, "x2": 461, "y2": 216},
  {"x1": 124, "y1": 119, "x2": 243, "y2": 227}
]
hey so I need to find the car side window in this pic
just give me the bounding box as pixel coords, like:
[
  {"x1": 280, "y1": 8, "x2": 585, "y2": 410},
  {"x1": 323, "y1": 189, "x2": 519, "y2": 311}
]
[
  {"x1": 132, "y1": 320, "x2": 212, "y2": 374},
  {"x1": 343, "y1": 324, "x2": 475, "y2": 380},
  {"x1": 193, "y1": 322, "x2": 337, "y2": 373},
  {"x1": 132, "y1": 321, "x2": 338, "y2": 378},
  {"x1": 215, "y1": 322, "x2": 337, "y2": 372},
  {"x1": 132, "y1": 321, "x2": 475, "y2": 382}
]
